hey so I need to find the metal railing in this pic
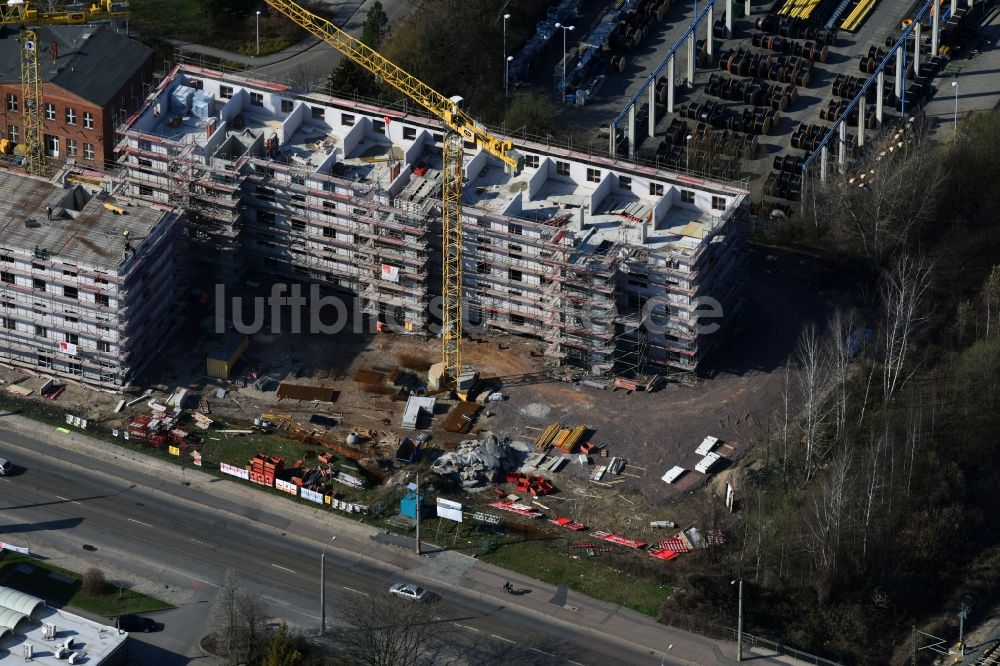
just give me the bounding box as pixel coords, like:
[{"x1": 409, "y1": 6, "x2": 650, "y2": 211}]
[
  {"x1": 725, "y1": 628, "x2": 844, "y2": 665},
  {"x1": 800, "y1": 0, "x2": 934, "y2": 175}
]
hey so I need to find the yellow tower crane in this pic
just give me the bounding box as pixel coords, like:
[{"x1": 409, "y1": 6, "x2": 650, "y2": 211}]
[
  {"x1": 0, "y1": 0, "x2": 130, "y2": 176},
  {"x1": 265, "y1": 0, "x2": 521, "y2": 389}
]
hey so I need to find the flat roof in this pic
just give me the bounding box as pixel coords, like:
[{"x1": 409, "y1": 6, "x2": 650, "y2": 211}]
[
  {"x1": 125, "y1": 66, "x2": 747, "y2": 254},
  {"x1": 0, "y1": 605, "x2": 127, "y2": 664},
  {"x1": 0, "y1": 173, "x2": 171, "y2": 274}
]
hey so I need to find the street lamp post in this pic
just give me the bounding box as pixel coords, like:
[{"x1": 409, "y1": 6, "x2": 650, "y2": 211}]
[
  {"x1": 255, "y1": 10, "x2": 261, "y2": 56},
  {"x1": 685, "y1": 133, "x2": 693, "y2": 172},
  {"x1": 320, "y1": 536, "x2": 336, "y2": 635},
  {"x1": 555, "y1": 23, "x2": 575, "y2": 103},
  {"x1": 414, "y1": 472, "x2": 422, "y2": 555},
  {"x1": 731, "y1": 578, "x2": 744, "y2": 661},
  {"x1": 503, "y1": 13, "x2": 511, "y2": 97},
  {"x1": 951, "y1": 80, "x2": 959, "y2": 139},
  {"x1": 505, "y1": 56, "x2": 514, "y2": 106}
]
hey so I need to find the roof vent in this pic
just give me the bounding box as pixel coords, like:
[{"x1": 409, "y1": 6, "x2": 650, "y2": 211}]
[{"x1": 25, "y1": 219, "x2": 41, "y2": 228}]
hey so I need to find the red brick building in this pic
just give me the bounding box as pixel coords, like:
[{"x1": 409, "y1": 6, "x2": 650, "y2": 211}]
[{"x1": 0, "y1": 25, "x2": 153, "y2": 171}]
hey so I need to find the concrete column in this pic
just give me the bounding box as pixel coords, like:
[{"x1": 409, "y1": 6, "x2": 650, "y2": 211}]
[
  {"x1": 609, "y1": 120, "x2": 616, "y2": 157},
  {"x1": 726, "y1": 0, "x2": 733, "y2": 36},
  {"x1": 913, "y1": 22, "x2": 921, "y2": 77},
  {"x1": 820, "y1": 144, "x2": 828, "y2": 183},
  {"x1": 668, "y1": 56, "x2": 676, "y2": 113},
  {"x1": 648, "y1": 83, "x2": 657, "y2": 137},
  {"x1": 951, "y1": 0, "x2": 957, "y2": 17},
  {"x1": 687, "y1": 34, "x2": 696, "y2": 86},
  {"x1": 838, "y1": 122, "x2": 847, "y2": 171},
  {"x1": 746, "y1": 0, "x2": 751, "y2": 17},
  {"x1": 857, "y1": 104, "x2": 866, "y2": 147},
  {"x1": 896, "y1": 46, "x2": 906, "y2": 97},
  {"x1": 932, "y1": 1, "x2": 940, "y2": 60},
  {"x1": 707, "y1": 6, "x2": 714, "y2": 57},
  {"x1": 876, "y1": 70, "x2": 885, "y2": 123},
  {"x1": 628, "y1": 104, "x2": 637, "y2": 159}
]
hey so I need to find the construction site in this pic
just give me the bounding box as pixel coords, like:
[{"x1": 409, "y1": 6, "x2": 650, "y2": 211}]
[
  {"x1": 0, "y1": 0, "x2": 775, "y2": 641},
  {"x1": 0, "y1": 60, "x2": 762, "y2": 593},
  {"x1": 0, "y1": 171, "x2": 185, "y2": 391},
  {"x1": 117, "y1": 63, "x2": 748, "y2": 380}
]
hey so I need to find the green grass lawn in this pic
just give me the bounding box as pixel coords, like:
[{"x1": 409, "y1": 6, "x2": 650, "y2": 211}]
[
  {"x1": 482, "y1": 538, "x2": 673, "y2": 617},
  {"x1": 0, "y1": 554, "x2": 172, "y2": 617},
  {"x1": 129, "y1": 0, "x2": 304, "y2": 56}
]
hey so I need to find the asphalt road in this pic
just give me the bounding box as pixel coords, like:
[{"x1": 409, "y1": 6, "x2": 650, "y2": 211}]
[
  {"x1": 0, "y1": 427, "x2": 685, "y2": 666},
  {"x1": 252, "y1": 0, "x2": 416, "y2": 86}
]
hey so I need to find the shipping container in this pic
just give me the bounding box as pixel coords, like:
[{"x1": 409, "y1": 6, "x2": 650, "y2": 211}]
[{"x1": 206, "y1": 332, "x2": 248, "y2": 379}]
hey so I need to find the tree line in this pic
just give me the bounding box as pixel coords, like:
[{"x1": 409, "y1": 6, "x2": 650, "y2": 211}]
[{"x1": 662, "y1": 110, "x2": 1000, "y2": 665}]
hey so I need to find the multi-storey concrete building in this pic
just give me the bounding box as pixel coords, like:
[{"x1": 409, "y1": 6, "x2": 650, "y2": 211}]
[
  {"x1": 0, "y1": 25, "x2": 153, "y2": 170},
  {"x1": 0, "y1": 171, "x2": 184, "y2": 391},
  {"x1": 118, "y1": 64, "x2": 748, "y2": 379}
]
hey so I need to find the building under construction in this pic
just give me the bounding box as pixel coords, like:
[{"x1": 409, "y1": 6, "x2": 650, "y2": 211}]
[
  {"x1": 0, "y1": 171, "x2": 185, "y2": 391},
  {"x1": 118, "y1": 64, "x2": 748, "y2": 380}
]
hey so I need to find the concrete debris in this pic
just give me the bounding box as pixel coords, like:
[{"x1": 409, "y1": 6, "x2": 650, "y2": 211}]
[{"x1": 431, "y1": 432, "x2": 518, "y2": 488}]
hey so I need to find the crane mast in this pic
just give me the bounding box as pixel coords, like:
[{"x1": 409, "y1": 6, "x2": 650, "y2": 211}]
[
  {"x1": 265, "y1": 0, "x2": 520, "y2": 388},
  {"x1": 1, "y1": 0, "x2": 131, "y2": 177}
]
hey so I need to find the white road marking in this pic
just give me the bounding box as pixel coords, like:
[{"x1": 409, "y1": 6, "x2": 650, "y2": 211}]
[
  {"x1": 490, "y1": 634, "x2": 515, "y2": 644},
  {"x1": 569, "y1": 661, "x2": 586, "y2": 666},
  {"x1": 342, "y1": 586, "x2": 370, "y2": 596},
  {"x1": 127, "y1": 518, "x2": 152, "y2": 527},
  {"x1": 189, "y1": 575, "x2": 219, "y2": 588},
  {"x1": 529, "y1": 647, "x2": 557, "y2": 657},
  {"x1": 56, "y1": 495, "x2": 82, "y2": 505},
  {"x1": 271, "y1": 564, "x2": 296, "y2": 574},
  {"x1": 189, "y1": 538, "x2": 208, "y2": 546},
  {"x1": 454, "y1": 623, "x2": 481, "y2": 632}
]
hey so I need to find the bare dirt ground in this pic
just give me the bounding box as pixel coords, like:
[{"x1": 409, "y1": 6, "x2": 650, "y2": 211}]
[{"x1": 0, "y1": 245, "x2": 837, "y2": 540}]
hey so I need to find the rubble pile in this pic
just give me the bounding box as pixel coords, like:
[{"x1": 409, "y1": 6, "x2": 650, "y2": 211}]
[{"x1": 431, "y1": 432, "x2": 518, "y2": 487}]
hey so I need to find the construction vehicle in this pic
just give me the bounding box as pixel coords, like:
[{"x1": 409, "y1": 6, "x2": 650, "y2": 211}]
[
  {"x1": 264, "y1": 0, "x2": 522, "y2": 390},
  {"x1": 0, "y1": 0, "x2": 130, "y2": 176}
]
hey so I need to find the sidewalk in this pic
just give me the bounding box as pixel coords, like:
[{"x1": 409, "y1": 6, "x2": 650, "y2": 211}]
[
  {"x1": 0, "y1": 412, "x2": 761, "y2": 665},
  {"x1": 160, "y1": 36, "x2": 322, "y2": 68}
]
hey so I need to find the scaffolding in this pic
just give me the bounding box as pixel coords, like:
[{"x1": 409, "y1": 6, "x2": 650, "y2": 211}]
[{"x1": 114, "y1": 64, "x2": 749, "y2": 385}]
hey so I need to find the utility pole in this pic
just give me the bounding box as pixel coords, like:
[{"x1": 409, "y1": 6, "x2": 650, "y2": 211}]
[
  {"x1": 958, "y1": 597, "x2": 971, "y2": 656},
  {"x1": 319, "y1": 549, "x2": 325, "y2": 634},
  {"x1": 415, "y1": 472, "x2": 422, "y2": 555},
  {"x1": 320, "y1": 536, "x2": 336, "y2": 635},
  {"x1": 737, "y1": 578, "x2": 744, "y2": 661}
]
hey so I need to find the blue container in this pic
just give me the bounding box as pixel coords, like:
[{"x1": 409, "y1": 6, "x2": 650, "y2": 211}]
[{"x1": 400, "y1": 491, "x2": 426, "y2": 519}]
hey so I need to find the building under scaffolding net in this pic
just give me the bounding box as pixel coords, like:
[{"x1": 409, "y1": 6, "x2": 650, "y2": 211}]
[{"x1": 116, "y1": 64, "x2": 748, "y2": 386}]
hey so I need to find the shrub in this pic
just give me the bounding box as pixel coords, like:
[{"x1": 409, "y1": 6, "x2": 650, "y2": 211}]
[{"x1": 81, "y1": 568, "x2": 106, "y2": 597}]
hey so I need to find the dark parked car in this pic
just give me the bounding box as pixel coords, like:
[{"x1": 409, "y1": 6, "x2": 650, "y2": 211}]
[{"x1": 114, "y1": 615, "x2": 156, "y2": 632}]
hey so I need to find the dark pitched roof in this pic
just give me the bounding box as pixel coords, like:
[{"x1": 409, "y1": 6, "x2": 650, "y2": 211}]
[{"x1": 0, "y1": 25, "x2": 152, "y2": 108}]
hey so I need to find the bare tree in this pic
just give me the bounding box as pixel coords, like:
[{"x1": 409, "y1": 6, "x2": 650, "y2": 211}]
[
  {"x1": 879, "y1": 253, "x2": 932, "y2": 405},
  {"x1": 796, "y1": 323, "x2": 832, "y2": 478},
  {"x1": 209, "y1": 568, "x2": 269, "y2": 665},
  {"x1": 981, "y1": 264, "x2": 1000, "y2": 338},
  {"x1": 335, "y1": 591, "x2": 444, "y2": 666},
  {"x1": 826, "y1": 309, "x2": 856, "y2": 440},
  {"x1": 812, "y1": 128, "x2": 945, "y2": 262},
  {"x1": 860, "y1": 434, "x2": 884, "y2": 559},
  {"x1": 805, "y1": 447, "x2": 853, "y2": 602},
  {"x1": 290, "y1": 63, "x2": 327, "y2": 93},
  {"x1": 81, "y1": 567, "x2": 106, "y2": 596}
]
